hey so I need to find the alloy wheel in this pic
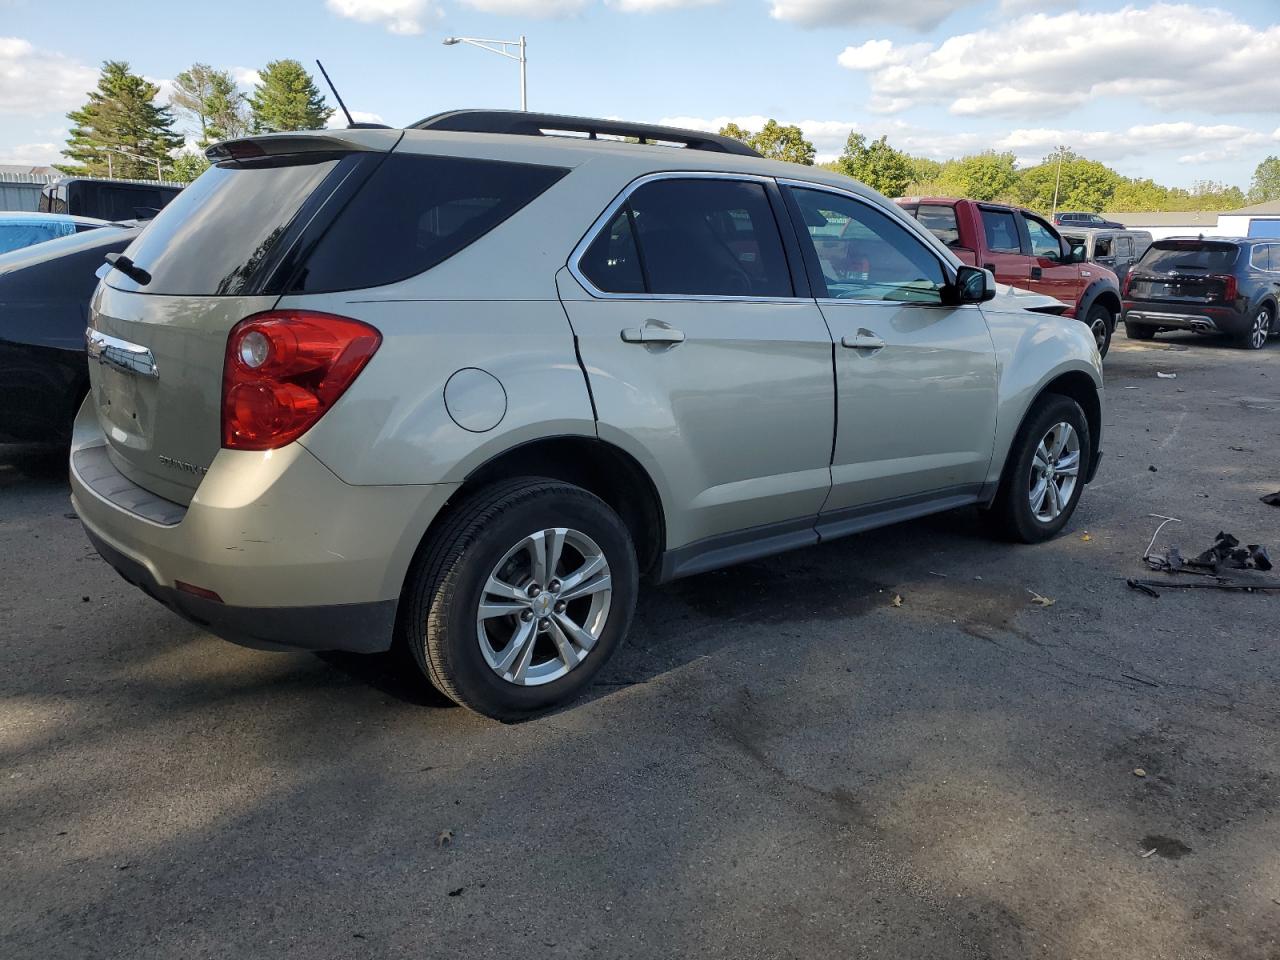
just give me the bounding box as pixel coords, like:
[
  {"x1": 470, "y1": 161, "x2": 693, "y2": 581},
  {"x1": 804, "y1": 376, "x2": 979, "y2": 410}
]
[
  {"x1": 1089, "y1": 315, "x2": 1108, "y2": 351},
  {"x1": 476, "y1": 527, "x2": 612, "y2": 686},
  {"x1": 1028, "y1": 422, "x2": 1081, "y2": 523},
  {"x1": 1249, "y1": 309, "x2": 1271, "y2": 349}
]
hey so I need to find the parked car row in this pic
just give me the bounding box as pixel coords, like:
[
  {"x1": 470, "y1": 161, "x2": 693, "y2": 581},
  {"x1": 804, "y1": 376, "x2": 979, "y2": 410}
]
[{"x1": 62, "y1": 110, "x2": 1104, "y2": 719}]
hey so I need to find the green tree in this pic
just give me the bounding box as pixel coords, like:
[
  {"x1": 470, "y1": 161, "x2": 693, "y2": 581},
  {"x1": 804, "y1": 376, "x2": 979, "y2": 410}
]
[
  {"x1": 1107, "y1": 177, "x2": 1172, "y2": 211},
  {"x1": 171, "y1": 64, "x2": 248, "y2": 145},
  {"x1": 1248, "y1": 156, "x2": 1280, "y2": 204},
  {"x1": 935, "y1": 151, "x2": 1020, "y2": 202},
  {"x1": 717, "y1": 120, "x2": 814, "y2": 165},
  {"x1": 1017, "y1": 149, "x2": 1121, "y2": 214},
  {"x1": 248, "y1": 59, "x2": 332, "y2": 133},
  {"x1": 169, "y1": 152, "x2": 211, "y2": 183},
  {"x1": 838, "y1": 133, "x2": 913, "y2": 197},
  {"x1": 1187, "y1": 180, "x2": 1246, "y2": 211},
  {"x1": 59, "y1": 61, "x2": 183, "y2": 180},
  {"x1": 906, "y1": 155, "x2": 942, "y2": 185}
]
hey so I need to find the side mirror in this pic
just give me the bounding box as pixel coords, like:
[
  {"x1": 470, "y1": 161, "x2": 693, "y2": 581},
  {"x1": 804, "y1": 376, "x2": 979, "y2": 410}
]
[
  {"x1": 951, "y1": 264, "x2": 996, "y2": 304},
  {"x1": 1070, "y1": 243, "x2": 1088, "y2": 264}
]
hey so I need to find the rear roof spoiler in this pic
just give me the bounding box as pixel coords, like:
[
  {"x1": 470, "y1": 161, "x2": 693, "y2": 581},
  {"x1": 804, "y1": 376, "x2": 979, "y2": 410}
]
[
  {"x1": 205, "y1": 129, "x2": 401, "y2": 161},
  {"x1": 408, "y1": 109, "x2": 762, "y2": 157}
]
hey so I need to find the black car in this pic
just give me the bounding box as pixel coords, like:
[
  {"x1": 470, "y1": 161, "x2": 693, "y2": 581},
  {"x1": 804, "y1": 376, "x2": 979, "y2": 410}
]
[
  {"x1": 39, "y1": 177, "x2": 182, "y2": 221},
  {"x1": 1054, "y1": 211, "x2": 1125, "y2": 230},
  {"x1": 0, "y1": 224, "x2": 141, "y2": 445},
  {"x1": 1122, "y1": 237, "x2": 1280, "y2": 349}
]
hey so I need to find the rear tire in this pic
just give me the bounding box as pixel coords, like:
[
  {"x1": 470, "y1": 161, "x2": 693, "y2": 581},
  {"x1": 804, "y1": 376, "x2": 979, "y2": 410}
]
[
  {"x1": 1124, "y1": 320, "x2": 1156, "y2": 341},
  {"x1": 399, "y1": 478, "x2": 638, "y2": 721},
  {"x1": 985, "y1": 395, "x2": 1091, "y2": 544},
  {"x1": 1085, "y1": 303, "x2": 1115, "y2": 357},
  {"x1": 1237, "y1": 306, "x2": 1272, "y2": 350}
]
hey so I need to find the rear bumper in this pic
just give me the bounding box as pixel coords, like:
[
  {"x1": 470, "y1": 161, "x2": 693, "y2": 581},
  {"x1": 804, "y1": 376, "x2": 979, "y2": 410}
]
[
  {"x1": 1123, "y1": 304, "x2": 1247, "y2": 335},
  {"x1": 69, "y1": 402, "x2": 459, "y2": 654}
]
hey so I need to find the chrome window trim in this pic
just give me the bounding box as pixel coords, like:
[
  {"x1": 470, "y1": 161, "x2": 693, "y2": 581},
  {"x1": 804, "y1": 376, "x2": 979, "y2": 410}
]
[
  {"x1": 774, "y1": 177, "x2": 961, "y2": 304},
  {"x1": 567, "y1": 170, "x2": 803, "y2": 303}
]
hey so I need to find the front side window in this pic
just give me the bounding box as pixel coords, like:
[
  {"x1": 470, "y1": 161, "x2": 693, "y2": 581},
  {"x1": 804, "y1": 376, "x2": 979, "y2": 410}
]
[
  {"x1": 789, "y1": 187, "x2": 946, "y2": 303},
  {"x1": 1094, "y1": 237, "x2": 1113, "y2": 258},
  {"x1": 1023, "y1": 215, "x2": 1063, "y2": 259},
  {"x1": 980, "y1": 208, "x2": 1021, "y2": 254},
  {"x1": 580, "y1": 177, "x2": 792, "y2": 298}
]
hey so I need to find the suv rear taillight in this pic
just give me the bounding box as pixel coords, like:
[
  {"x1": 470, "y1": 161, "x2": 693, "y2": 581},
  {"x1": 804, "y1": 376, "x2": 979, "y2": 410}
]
[
  {"x1": 1122, "y1": 272, "x2": 1134, "y2": 297},
  {"x1": 1210, "y1": 274, "x2": 1238, "y2": 302},
  {"x1": 222, "y1": 310, "x2": 381, "y2": 450}
]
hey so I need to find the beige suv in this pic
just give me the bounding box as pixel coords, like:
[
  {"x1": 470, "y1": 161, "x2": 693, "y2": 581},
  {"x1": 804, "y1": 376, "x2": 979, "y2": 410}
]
[{"x1": 71, "y1": 111, "x2": 1103, "y2": 719}]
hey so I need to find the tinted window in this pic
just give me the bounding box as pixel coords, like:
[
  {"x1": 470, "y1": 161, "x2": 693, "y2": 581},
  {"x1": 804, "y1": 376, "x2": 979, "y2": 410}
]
[
  {"x1": 620, "y1": 178, "x2": 791, "y2": 297},
  {"x1": 790, "y1": 187, "x2": 946, "y2": 303},
  {"x1": 1138, "y1": 241, "x2": 1239, "y2": 273},
  {"x1": 915, "y1": 204, "x2": 960, "y2": 247},
  {"x1": 293, "y1": 154, "x2": 567, "y2": 294},
  {"x1": 1023, "y1": 215, "x2": 1062, "y2": 258},
  {"x1": 1251, "y1": 244, "x2": 1277, "y2": 272},
  {"x1": 114, "y1": 155, "x2": 348, "y2": 295},
  {"x1": 981, "y1": 208, "x2": 1020, "y2": 253},
  {"x1": 579, "y1": 208, "x2": 645, "y2": 294}
]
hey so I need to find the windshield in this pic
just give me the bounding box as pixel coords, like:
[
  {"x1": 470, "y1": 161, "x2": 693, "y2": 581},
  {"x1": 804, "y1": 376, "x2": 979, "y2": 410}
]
[{"x1": 1138, "y1": 241, "x2": 1238, "y2": 273}]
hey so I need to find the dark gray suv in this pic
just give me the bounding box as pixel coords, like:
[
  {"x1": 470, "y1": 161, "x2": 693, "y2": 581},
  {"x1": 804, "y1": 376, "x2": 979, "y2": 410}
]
[{"x1": 1123, "y1": 238, "x2": 1280, "y2": 349}]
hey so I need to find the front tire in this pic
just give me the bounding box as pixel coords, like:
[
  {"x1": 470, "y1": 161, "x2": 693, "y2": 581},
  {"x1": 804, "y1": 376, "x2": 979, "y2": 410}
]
[
  {"x1": 399, "y1": 478, "x2": 638, "y2": 720},
  {"x1": 1238, "y1": 306, "x2": 1272, "y2": 350},
  {"x1": 986, "y1": 395, "x2": 1091, "y2": 543},
  {"x1": 1085, "y1": 303, "x2": 1115, "y2": 357}
]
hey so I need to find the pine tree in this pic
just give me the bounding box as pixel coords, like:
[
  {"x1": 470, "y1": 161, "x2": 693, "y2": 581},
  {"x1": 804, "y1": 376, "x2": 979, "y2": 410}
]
[
  {"x1": 248, "y1": 60, "x2": 333, "y2": 133},
  {"x1": 60, "y1": 61, "x2": 184, "y2": 180}
]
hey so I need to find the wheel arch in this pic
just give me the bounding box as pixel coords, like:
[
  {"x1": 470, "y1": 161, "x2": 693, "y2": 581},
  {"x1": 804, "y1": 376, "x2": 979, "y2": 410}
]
[
  {"x1": 408, "y1": 435, "x2": 667, "y2": 587},
  {"x1": 993, "y1": 369, "x2": 1103, "y2": 501},
  {"x1": 1079, "y1": 279, "x2": 1121, "y2": 325}
]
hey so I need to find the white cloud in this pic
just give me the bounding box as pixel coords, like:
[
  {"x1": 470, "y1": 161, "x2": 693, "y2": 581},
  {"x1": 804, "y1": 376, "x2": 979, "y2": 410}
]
[
  {"x1": 0, "y1": 141, "x2": 61, "y2": 166},
  {"x1": 998, "y1": 0, "x2": 1075, "y2": 11},
  {"x1": 838, "y1": 3, "x2": 1280, "y2": 118},
  {"x1": 230, "y1": 67, "x2": 262, "y2": 89},
  {"x1": 771, "y1": 0, "x2": 969, "y2": 30},
  {"x1": 326, "y1": 109, "x2": 386, "y2": 128},
  {"x1": 0, "y1": 37, "x2": 97, "y2": 114},
  {"x1": 145, "y1": 75, "x2": 176, "y2": 106},
  {"x1": 326, "y1": 0, "x2": 439, "y2": 34},
  {"x1": 458, "y1": 0, "x2": 589, "y2": 14}
]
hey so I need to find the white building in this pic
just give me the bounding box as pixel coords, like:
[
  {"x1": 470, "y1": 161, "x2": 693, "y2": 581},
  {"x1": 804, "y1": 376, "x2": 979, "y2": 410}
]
[{"x1": 1113, "y1": 199, "x2": 1280, "y2": 241}]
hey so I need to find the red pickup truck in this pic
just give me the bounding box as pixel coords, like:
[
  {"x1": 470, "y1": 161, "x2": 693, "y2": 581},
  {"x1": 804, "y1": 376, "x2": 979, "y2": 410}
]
[{"x1": 897, "y1": 198, "x2": 1123, "y2": 356}]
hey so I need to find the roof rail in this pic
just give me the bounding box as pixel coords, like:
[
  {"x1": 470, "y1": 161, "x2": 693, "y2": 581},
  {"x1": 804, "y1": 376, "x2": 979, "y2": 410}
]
[{"x1": 407, "y1": 109, "x2": 762, "y2": 158}]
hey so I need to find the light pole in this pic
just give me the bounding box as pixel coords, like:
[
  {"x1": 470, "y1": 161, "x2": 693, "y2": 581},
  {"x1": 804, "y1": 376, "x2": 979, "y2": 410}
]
[
  {"x1": 442, "y1": 35, "x2": 527, "y2": 111},
  {"x1": 1051, "y1": 144, "x2": 1068, "y2": 218},
  {"x1": 109, "y1": 146, "x2": 164, "y2": 181}
]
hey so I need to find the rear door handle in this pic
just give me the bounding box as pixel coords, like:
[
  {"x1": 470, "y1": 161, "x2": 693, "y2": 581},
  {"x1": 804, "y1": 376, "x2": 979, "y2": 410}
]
[
  {"x1": 1031, "y1": 266, "x2": 1044, "y2": 280},
  {"x1": 620, "y1": 324, "x2": 685, "y2": 345},
  {"x1": 841, "y1": 332, "x2": 886, "y2": 351}
]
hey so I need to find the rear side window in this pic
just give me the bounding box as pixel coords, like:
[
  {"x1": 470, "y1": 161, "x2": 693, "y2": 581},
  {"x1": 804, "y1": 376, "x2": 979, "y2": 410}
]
[
  {"x1": 915, "y1": 204, "x2": 960, "y2": 247},
  {"x1": 1139, "y1": 241, "x2": 1239, "y2": 273},
  {"x1": 580, "y1": 178, "x2": 792, "y2": 298},
  {"x1": 980, "y1": 208, "x2": 1020, "y2": 253},
  {"x1": 1117, "y1": 236, "x2": 1134, "y2": 258},
  {"x1": 1251, "y1": 244, "x2": 1278, "y2": 272},
  {"x1": 114, "y1": 155, "x2": 350, "y2": 295},
  {"x1": 290, "y1": 154, "x2": 568, "y2": 294}
]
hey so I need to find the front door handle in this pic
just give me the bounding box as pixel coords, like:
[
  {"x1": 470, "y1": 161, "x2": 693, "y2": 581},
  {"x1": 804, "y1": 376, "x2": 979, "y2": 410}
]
[
  {"x1": 841, "y1": 332, "x2": 886, "y2": 351},
  {"x1": 620, "y1": 323, "x2": 685, "y2": 345}
]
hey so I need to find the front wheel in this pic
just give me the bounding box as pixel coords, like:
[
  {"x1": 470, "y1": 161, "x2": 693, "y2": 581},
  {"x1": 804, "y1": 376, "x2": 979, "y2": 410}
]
[
  {"x1": 1085, "y1": 303, "x2": 1115, "y2": 357},
  {"x1": 400, "y1": 478, "x2": 638, "y2": 720},
  {"x1": 985, "y1": 395, "x2": 1091, "y2": 543},
  {"x1": 1238, "y1": 306, "x2": 1272, "y2": 350}
]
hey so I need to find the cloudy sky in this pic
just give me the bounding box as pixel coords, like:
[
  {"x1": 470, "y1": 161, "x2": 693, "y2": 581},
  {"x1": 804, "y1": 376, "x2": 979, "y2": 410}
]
[{"x1": 0, "y1": 0, "x2": 1277, "y2": 187}]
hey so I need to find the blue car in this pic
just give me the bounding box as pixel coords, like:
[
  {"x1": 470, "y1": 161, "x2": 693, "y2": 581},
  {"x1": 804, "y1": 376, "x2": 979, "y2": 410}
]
[{"x1": 0, "y1": 212, "x2": 113, "y2": 255}]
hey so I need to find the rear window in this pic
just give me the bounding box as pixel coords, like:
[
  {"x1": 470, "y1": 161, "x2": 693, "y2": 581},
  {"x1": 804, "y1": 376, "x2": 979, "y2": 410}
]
[
  {"x1": 288, "y1": 154, "x2": 567, "y2": 294},
  {"x1": 1138, "y1": 241, "x2": 1239, "y2": 273},
  {"x1": 981, "y1": 208, "x2": 1020, "y2": 253},
  {"x1": 113, "y1": 155, "x2": 351, "y2": 295},
  {"x1": 914, "y1": 204, "x2": 959, "y2": 247}
]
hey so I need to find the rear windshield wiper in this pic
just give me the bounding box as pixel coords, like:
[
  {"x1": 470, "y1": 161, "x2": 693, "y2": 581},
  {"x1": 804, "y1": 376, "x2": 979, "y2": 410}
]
[{"x1": 104, "y1": 252, "x2": 151, "y2": 286}]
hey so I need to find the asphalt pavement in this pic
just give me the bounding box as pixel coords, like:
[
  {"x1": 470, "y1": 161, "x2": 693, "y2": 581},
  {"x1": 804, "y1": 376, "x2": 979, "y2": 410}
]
[{"x1": 3, "y1": 329, "x2": 1279, "y2": 960}]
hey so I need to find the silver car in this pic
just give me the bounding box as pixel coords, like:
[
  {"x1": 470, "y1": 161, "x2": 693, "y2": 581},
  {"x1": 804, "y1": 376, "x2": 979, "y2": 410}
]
[{"x1": 70, "y1": 111, "x2": 1103, "y2": 719}]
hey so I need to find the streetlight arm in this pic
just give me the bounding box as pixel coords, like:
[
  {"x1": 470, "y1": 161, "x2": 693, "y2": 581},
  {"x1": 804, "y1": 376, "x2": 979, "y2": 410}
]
[{"x1": 448, "y1": 37, "x2": 522, "y2": 60}]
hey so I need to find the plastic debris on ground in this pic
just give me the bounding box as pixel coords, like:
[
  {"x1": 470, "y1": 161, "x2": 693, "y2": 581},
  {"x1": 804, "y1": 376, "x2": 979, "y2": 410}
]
[
  {"x1": 1130, "y1": 519, "x2": 1279, "y2": 597},
  {"x1": 1263, "y1": 490, "x2": 1280, "y2": 507}
]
